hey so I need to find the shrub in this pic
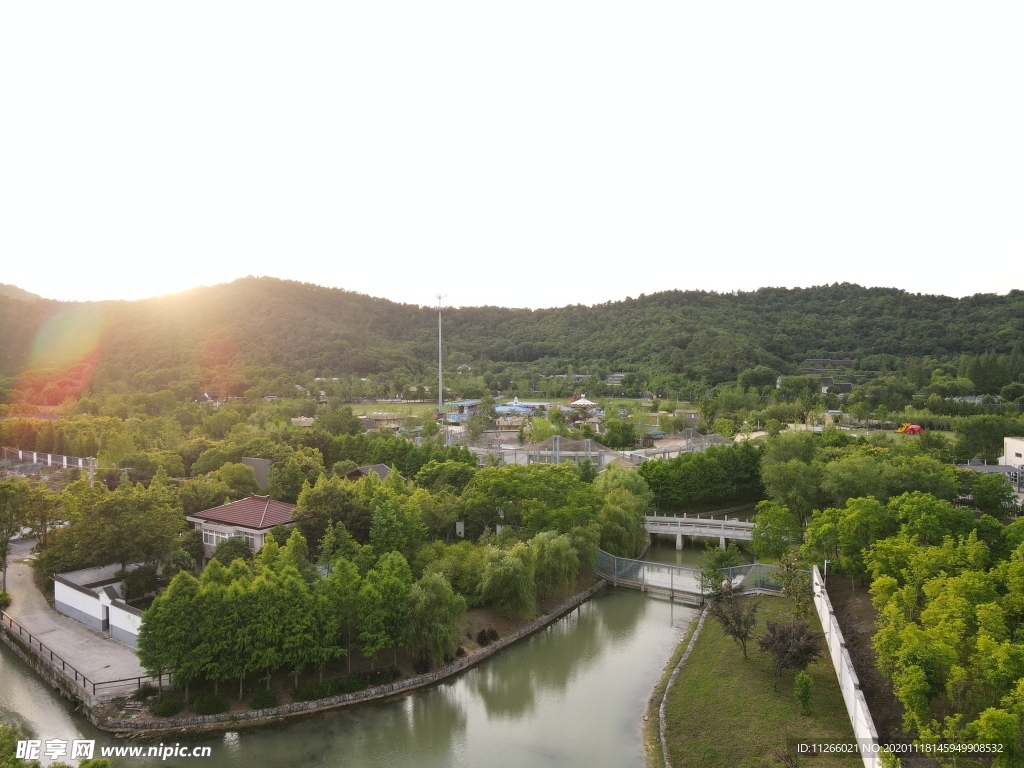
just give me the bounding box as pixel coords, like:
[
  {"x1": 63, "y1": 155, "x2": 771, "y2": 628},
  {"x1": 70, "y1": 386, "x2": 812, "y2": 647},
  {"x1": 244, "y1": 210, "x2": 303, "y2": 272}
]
[
  {"x1": 455, "y1": 646, "x2": 466, "y2": 658},
  {"x1": 0, "y1": 592, "x2": 11, "y2": 610},
  {"x1": 413, "y1": 656, "x2": 431, "y2": 674},
  {"x1": 476, "y1": 629, "x2": 491, "y2": 646},
  {"x1": 794, "y1": 671, "x2": 812, "y2": 716},
  {"x1": 132, "y1": 683, "x2": 159, "y2": 701},
  {"x1": 191, "y1": 692, "x2": 229, "y2": 715},
  {"x1": 249, "y1": 689, "x2": 278, "y2": 709},
  {"x1": 486, "y1": 628, "x2": 499, "y2": 643},
  {"x1": 152, "y1": 696, "x2": 183, "y2": 717},
  {"x1": 294, "y1": 683, "x2": 333, "y2": 702},
  {"x1": 336, "y1": 675, "x2": 366, "y2": 694}
]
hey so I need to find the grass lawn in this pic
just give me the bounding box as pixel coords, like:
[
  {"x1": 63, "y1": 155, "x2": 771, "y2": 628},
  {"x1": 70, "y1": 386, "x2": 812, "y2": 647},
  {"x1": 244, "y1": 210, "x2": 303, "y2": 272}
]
[
  {"x1": 662, "y1": 596, "x2": 861, "y2": 768},
  {"x1": 347, "y1": 401, "x2": 437, "y2": 418}
]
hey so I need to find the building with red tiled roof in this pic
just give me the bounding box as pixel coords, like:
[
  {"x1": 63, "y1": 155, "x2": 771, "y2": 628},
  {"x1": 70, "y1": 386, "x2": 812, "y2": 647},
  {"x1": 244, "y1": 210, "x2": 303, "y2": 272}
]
[{"x1": 186, "y1": 495, "x2": 296, "y2": 560}]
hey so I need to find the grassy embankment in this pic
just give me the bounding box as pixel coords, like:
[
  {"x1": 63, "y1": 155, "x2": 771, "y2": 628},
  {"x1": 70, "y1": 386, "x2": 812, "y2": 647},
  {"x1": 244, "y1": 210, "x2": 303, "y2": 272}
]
[{"x1": 650, "y1": 596, "x2": 861, "y2": 768}]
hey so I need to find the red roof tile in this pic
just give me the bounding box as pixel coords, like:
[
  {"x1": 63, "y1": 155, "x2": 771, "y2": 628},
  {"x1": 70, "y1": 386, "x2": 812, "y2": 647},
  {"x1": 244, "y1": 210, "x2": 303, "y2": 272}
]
[{"x1": 192, "y1": 495, "x2": 295, "y2": 530}]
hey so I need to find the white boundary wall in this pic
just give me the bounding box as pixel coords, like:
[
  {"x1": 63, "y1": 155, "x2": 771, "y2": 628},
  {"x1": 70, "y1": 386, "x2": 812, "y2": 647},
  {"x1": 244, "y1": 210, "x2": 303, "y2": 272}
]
[
  {"x1": 812, "y1": 565, "x2": 880, "y2": 768},
  {"x1": 107, "y1": 601, "x2": 142, "y2": 648}
]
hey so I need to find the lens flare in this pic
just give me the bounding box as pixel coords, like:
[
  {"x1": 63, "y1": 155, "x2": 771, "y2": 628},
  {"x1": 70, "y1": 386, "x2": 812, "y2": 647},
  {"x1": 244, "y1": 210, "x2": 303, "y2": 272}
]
[{"x1": 11, "y1": 305, "x2": 106, "y2": 405}]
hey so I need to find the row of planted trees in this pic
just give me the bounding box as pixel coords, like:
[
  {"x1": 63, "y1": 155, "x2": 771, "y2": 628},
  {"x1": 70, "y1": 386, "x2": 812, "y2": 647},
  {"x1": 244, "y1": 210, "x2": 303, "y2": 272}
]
[
  {"x1": 748, "y1": 429, "x2": 1024, "y2": 764},
  {"x1": 138, "y1": 519, "x2": 598, "y2": 708}
]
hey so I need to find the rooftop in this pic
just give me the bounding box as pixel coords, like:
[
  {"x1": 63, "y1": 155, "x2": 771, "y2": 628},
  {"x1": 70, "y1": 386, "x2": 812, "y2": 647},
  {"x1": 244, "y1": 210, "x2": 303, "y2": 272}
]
[{"x1": 190, "y1": 495, "x2": 295, "y2": 530}]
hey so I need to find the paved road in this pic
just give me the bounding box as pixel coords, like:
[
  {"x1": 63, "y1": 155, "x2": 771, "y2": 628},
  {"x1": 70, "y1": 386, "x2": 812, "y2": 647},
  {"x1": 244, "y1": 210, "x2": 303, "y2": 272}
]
[{"x1": 3, "y1": 541, "x2": 148, "y2": 696}]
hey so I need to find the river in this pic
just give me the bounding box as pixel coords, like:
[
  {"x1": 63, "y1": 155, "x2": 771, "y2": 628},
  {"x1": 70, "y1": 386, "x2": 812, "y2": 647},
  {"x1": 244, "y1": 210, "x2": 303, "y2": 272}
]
[{"x1": 1, "y1": 584, "x2": 698, "y2": 768}]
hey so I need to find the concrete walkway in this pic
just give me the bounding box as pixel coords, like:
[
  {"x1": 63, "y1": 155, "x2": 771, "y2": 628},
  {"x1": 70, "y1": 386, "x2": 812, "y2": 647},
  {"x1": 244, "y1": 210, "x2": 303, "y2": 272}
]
[{"x1": 3, "y1": 541, "x2": 149, "y2": 699}]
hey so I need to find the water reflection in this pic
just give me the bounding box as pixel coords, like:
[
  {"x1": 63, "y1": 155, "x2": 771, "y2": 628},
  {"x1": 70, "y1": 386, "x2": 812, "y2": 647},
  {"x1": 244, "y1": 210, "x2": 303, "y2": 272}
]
[{"x1": 2, "y1": 590, "x2": 697, "y2": 768}]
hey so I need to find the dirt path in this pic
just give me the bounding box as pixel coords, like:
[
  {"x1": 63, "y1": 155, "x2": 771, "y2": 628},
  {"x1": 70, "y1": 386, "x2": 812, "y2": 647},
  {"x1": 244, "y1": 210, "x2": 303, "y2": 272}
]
[{"x1": 825, "y1": 578, "x2": 938, "y2": 768}]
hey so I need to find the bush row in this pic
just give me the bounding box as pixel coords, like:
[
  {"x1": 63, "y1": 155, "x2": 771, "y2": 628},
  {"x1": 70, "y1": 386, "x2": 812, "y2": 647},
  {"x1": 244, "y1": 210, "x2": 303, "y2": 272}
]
[{"x1": 294, "y1": 667, "x2": 402, "y2": 702}]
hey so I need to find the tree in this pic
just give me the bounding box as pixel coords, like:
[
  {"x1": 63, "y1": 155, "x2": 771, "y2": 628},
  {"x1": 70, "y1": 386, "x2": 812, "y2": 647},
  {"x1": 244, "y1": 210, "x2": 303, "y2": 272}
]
[
  {"x1": 480, "y1": 542, "x2": 535, "y2": 619},
  {"x1": 209, "y1": 536, "x2": 253, "y2": 567},
  {"x1": 268, "y1": 448, "x2": 326, "y2": 503},
  {"x1": 319, "y1": 556, "x2": 361, "y2": 674},
  {"x1": 0, "y1": 480, "x2": 26, "y2": 596},
  {"x1": 358, "y1": 551, "x2": 412, "y2": 667},
  {"x1": 279, "y1": 567, "x2": 315, "y2": 689},
  {"x1": 293, "y1": 473, "x2": 369, "y2": 548},
  {"x1": 406, "y1": 571, "x2": 467, "y2": 666},
  {"x1": 414, "y1": 460, "x2": 476, "y2": 495},
  {"x1": 699, "y1": 542, "x2": 743, "y2": 594},
  {"x1": 794, "y1": 671, "x2": 812, "y2": 716},
  {"x1": 750, "y1": 501, "x2": 801, "y2": 562},
  {"x1": 707, "y1": 579, "x2": 759, "y2": 658},
  {"x1": 530, "y1": 531, "x2": 580, "y2": 599},
  {"x1": 215, "y1": 462, "x2": 260, "y2": 497},
  {"x1": 761, "y1": 459, "x2": 823, "y2": 528},
  {"x1": 602, "y1": 419, "x2": 637, "y2": 449},
  {"x1": 969, "y1": 473, "x2": 1017, "y2": 519},
  {"x1": 757, "y1": 618, "x2": 823, "y2": 692},
  {"x1": 138, "y1": 570, "x2": 202, "y2": 699}
]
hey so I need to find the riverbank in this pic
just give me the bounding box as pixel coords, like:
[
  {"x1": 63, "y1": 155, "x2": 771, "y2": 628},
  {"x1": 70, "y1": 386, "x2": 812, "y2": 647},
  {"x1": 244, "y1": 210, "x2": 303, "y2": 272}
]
[
  {"x1": 90, "y1": 578, "x2": 609, "y2": 735},
  {"x1": 657, "y1": 595, "x2": 859, "y2": 768}
]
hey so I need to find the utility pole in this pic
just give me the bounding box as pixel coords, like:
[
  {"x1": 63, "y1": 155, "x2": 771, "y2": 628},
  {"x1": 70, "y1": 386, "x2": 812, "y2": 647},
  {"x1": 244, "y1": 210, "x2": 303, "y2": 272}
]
[{"x1": 437, "y1": 294, "x2": 444, "y2": 427}]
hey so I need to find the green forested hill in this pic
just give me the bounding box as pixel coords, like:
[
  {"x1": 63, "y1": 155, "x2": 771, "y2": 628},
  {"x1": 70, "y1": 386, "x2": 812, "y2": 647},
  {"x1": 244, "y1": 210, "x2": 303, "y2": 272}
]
[{"x1": 1, "y1": 278, "x2": 1021, "y2": 394}]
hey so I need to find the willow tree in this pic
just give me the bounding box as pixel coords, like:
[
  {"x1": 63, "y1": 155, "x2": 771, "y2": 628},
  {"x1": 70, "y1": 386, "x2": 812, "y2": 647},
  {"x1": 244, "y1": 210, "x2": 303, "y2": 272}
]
[
  {"x1": 531, "y1": 532, "x2": 579, "y2": 599},
  {"x1": 406, "y1": 572, "x2": 467, "y2": 666},
  {"x1": 480, "y1": 543, "x2": 535, "y2": 619}
]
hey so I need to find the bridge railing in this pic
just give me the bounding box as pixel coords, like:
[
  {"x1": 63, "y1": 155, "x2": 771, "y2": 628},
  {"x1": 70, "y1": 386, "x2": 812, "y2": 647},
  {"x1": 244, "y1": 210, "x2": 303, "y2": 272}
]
[
  {"x1": 596, "y1": 551, "x2": 794, "y2": 596},
  {"x1": 719, "y1": 563, "x2": 786, "y2": 592}
]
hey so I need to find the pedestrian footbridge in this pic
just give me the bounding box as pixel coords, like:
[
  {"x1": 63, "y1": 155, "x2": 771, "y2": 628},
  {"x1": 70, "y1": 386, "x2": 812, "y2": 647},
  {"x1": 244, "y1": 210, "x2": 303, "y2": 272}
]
[{"x1": 644, "y1": 514, "x2": 755, "y2": 550}]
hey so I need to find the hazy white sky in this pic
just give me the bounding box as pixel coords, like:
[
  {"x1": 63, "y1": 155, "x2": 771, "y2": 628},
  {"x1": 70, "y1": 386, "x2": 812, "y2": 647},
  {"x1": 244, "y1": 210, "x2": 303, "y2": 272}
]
[{"x1": 2, "y1": 2, "x2": 1021, "y2": 309}]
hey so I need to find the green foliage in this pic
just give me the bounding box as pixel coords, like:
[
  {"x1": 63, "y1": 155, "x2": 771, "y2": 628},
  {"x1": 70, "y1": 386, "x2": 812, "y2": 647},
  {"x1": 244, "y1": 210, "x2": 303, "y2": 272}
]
[
  {"x1": 414, "y1": 459, "x2": 476, "y2": 495},
  {"x1": 480, "y1": 542, "x2": 535, "y2": 619},
  {"x1": 214, "y1": 462, "x2": 260, "y2": 497},
  {"x1": 530, "y1": 531, "x2": 579, "y2": 599},
  {"x1": 152, "y1": 694, "x2": 184, "y2": 717},
  {"x1": 405, "y1": 571, "x2": 467, "y2": 664},
  {"x1": 967, "y1": 472, "x2": 1018, "y2": 518},
  {"x1": 209, "y1": 536, "x2": 254, "y2": 567},
  {"x1": 268, "y1": 448, "x2": 326, "y2": 503},
  {"x1": 794, "y1": 670, "x2": 812, "y2": 716},
  {"x1": 699, "y1": 542, "x2": 743, "y2": 594},
  {"x1": 749, "y1": 501, "x2": 801, "y2": 562},
  {"x1": 249, "y1": 688, "x2": 278, "y2": 709},
  {"x1": 638, "y1": 442, "x2": 762, "y2": 512},
  {"x1": 294, "y1": 473, "x2": 369, "y2": 547},
  {"x1": 191, "y1": 691, "x2": 229, "y2": 715},
  {"x1": 461, "y1": 463, "x2": 600, "y2": 534}
]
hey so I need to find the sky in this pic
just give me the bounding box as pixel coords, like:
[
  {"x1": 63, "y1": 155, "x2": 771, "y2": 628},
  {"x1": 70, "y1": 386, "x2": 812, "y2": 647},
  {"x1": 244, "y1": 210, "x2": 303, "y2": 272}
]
[{"x1": 2, "y1": 2, "x2": 1022, "y2": 310}]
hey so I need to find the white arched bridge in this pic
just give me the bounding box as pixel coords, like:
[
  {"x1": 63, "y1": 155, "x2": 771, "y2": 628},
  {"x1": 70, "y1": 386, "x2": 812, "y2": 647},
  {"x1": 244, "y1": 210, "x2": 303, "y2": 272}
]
[{"x1": 644, "y1": 514, "x2": 755, "y2": 550}]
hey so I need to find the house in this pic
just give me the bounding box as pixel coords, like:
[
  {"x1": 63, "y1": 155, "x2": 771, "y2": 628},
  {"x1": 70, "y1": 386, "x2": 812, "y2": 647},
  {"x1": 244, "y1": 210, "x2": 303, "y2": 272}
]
[
  {"x1": 342, "y1": 464, "x2": 399, "y2": 482},
  {"x1": 53, "y1": 564, "x2": 146, "y2": 647},
  {"x1": 1000, "y1": 437, "x2": 1024, "y2": 470},
  {"x1": 674, "y1": 409, "x2": 700, "y2": 427},
  {"x1": 361, "y1": 412, "x2": 404, "y2": 432},
  {"x1": 186, "y1": 495, "x2": 296, "y2": 561},
  {"x1": 444, "y1": 400, "x2": 481, "y2": 424}
]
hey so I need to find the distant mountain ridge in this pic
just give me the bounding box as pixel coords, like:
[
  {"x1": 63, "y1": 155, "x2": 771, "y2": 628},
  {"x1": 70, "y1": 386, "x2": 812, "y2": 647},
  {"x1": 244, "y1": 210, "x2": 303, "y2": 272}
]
[
  {"x1": 0, "y1": 283, "x2": 41, "y2": 301},
  {"x1": 0, "y1": 277, "x2": 1021, "y2": 386}
]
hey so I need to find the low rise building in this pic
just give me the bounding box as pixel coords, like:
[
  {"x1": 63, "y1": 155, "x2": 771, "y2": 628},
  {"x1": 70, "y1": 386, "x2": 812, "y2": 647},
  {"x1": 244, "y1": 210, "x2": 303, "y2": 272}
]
[{"x1": 186, "y1": 495, "x2": 296, "y2": 561}]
